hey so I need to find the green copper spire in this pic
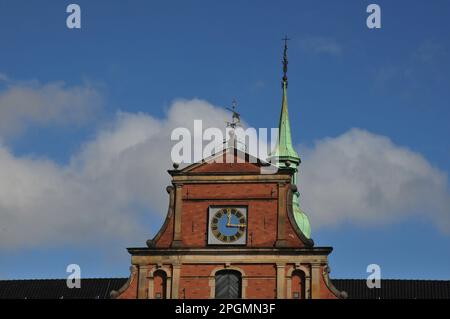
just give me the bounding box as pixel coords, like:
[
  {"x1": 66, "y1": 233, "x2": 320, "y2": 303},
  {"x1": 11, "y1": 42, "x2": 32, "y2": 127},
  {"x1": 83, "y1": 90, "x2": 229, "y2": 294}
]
[
  {"x1": 271, "y1": 36, "x2": 301, "y2": 166},
  {"x1": 270, "y1": 36, "x2": 311, "y2": 239}
]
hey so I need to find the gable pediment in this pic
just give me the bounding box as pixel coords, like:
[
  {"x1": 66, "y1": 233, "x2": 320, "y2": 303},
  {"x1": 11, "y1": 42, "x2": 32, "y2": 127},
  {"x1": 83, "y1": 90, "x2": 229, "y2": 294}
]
[{"x1": 172, "y1": 147, "x2": 276, "y2": 175}]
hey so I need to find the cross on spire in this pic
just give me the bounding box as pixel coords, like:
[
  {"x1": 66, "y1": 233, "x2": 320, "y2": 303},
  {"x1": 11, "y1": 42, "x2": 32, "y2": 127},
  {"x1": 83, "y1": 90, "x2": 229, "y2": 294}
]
[{"x1": 282, "y1": 35, "x2": 290, "y2": 47}]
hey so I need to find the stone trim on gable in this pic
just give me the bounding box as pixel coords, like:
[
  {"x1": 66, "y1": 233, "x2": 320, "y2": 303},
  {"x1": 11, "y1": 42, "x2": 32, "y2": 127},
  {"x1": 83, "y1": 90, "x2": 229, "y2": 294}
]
[
  {"x1": 146, "y1": 186, "x2": 175, "y2": 248},
  {"x1": 110, "y1": 265, "x2": 138, "y2": 299}
]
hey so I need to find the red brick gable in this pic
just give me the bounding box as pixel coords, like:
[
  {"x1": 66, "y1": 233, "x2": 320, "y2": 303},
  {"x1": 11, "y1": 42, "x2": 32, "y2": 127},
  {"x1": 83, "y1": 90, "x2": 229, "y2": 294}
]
[
  {"x1": 113, "y1": 143, "x2": 350, "y2": 301},
  {"x1": 175, "y1": 147, "x2": 274, "y2": 175},
  {"x1": 115, "y1": 147, "x2": 344, "y2": 300},
  {"x1": 189, "y1": 160, "x2": 261, "y2": 174}
]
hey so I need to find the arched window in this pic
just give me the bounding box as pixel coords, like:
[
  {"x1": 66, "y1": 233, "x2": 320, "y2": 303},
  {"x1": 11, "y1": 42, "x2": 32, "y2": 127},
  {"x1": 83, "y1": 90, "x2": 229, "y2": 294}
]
[
  {"x1": 215, "y1": 270, "x2": 242, "y2": 299},
  {"x1": 153, "y1": 270, "x2": 167, "y2": 299},
  {"x1": 291, "y1": 270, "x2": 306, "y2": 299}
]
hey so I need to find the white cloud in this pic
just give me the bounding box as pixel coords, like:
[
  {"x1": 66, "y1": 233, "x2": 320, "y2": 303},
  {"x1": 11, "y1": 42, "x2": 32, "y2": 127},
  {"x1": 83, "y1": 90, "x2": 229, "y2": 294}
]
[
  {"x1": 0, "y1": 76, "x2": 102, "y2": 137},
  {"x1": 300, "y1": 128, "x2": 450, "y2": 232},
  {"x1": 299, "y1": 36, "x2": 343, "y2": 56},
  {"x1": 1, "y1": 94, "x2": 449, "y2": 251},
  {"x1": 0, "y1": 98, "x2": 228, "y2": 250}
]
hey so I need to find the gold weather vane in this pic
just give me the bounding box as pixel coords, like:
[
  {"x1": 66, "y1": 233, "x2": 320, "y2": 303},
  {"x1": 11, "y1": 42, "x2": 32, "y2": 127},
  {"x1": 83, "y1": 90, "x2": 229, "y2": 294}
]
[{"x1": 226, "y1": 98, "x2": 241, "y2": 129}]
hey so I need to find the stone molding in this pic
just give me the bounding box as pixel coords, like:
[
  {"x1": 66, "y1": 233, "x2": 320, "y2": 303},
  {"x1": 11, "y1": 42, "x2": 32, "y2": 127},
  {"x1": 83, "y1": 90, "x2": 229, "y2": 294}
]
[{"x1": 110, "y1": 265, "x2": 138, "y2": 299}]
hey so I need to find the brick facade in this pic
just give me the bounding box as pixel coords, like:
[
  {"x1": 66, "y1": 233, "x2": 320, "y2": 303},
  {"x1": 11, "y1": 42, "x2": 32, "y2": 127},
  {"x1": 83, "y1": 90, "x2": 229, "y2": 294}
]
[{"x1": 112, "y1": 148, "x2": 345, "y2": 299}]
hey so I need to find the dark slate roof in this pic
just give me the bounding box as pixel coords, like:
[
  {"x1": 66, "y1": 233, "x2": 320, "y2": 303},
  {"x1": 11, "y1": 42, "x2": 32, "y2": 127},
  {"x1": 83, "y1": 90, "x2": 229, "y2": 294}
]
[
  {"x1": 0, "y1": 278, "x2": 127, "y2": 299},
  {"x1": 333, "y1": 279, "x2": 450, "y2": 299},
  {"x1": 0, "y1": 278, "x2": 449, "y2": 299}
]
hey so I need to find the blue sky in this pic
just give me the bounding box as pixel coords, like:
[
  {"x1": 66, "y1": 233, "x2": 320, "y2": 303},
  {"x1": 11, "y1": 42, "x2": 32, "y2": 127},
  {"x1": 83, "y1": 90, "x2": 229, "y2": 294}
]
[{"x1": 0, "y1": 0, "x2": 449, "y2": 280}]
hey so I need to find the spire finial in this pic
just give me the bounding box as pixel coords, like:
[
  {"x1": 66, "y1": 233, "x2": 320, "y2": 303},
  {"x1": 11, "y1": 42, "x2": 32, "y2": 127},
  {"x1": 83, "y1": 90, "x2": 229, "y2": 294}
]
[
  {"x1": 282, "y1": 35, "x2": 290, "y2": 86},
  {"x1": 270, "y1": 34, "x2": 300, "y2": 165}
]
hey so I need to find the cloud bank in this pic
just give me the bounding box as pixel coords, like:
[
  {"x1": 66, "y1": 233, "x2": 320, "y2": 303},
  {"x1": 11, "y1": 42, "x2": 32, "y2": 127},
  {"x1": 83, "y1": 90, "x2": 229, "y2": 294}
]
[
  {"x1": 300, "y1": 129, "x2": 450, "y2": 232},
  {"x1": 0, "y1": 98, "x2": 228, "y2": 249},
  {"x1": 0, "y1": 78, "x2": 449, "y2": 250},
  {"x1": 0, "y1": 76, "x2": 102, "y2": 138}
]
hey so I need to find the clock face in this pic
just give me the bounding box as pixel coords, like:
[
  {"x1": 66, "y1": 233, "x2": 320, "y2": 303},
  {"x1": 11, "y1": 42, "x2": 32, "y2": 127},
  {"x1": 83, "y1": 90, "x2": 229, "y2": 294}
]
[{"x1": 208, "y1": 207, "x2": 247, "y2": 245}]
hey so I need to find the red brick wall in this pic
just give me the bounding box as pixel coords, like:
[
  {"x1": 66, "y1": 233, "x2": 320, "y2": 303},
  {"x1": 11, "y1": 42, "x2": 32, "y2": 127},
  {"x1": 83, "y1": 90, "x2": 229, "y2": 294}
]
[
  {"x1": 155, "y1": 212, "x2": 174, "y2": 248},
  {"x1": 246, "y1": 278, "x2": 277, "y2": 299},
  {"x1": 180, "y1": 264, "x2": 215, "y2": 299},
  {"x1": 182, "y1": 183, "x2": 277, "y2": 200},
  {"x1": 182, "y1": 182, "x2": 280, "y2": 247},
  {"x1": 285, "y1": 219, "x2": 304, "y2": 247},
  {"x1": 180, "y1": 264, "x2": 213, "y2": 276},
  {"x1": 240, "y1": 264, "x2": 277, "y2": 299},
  {"x1": 318, "y1": 266, "x2": 339, "y2": 299},
  {"x1": 181, "y1": 198, "x2": 279, "y2": 247},
  {"x1": 179, "y1": 277, "x2": 211, "y2": 298},
  {"x1": 117, "y1": 158, "x2": 338, "y2": 299},
  {"x1": 189, "y1": 153, "x2": 262, "y2": 174},
  {"x1": 153, "y1": 181, "x2": 306, "y2": 248},
  {"x1": 117, "y1": 263, "x2": 339, "y2": 299},
  {"x1": 117, "y1": 271, "x2": 138, "y2": 299}
]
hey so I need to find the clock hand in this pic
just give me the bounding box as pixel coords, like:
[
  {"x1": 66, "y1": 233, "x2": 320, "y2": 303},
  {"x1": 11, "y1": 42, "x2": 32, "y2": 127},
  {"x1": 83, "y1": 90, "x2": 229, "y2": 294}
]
[
  {"x1": 227, "y1": 223, "x2": 247, "y2": 228},
  {"x1": 225, "y1": 208, "x2": 246, "y2": 228}
]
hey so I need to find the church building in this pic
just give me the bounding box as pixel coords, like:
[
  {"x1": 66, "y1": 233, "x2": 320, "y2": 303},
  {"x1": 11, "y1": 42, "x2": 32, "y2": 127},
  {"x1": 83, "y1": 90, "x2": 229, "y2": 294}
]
[{"x1": 110, "y1": 42, "x2": 347, "y2": 299}]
